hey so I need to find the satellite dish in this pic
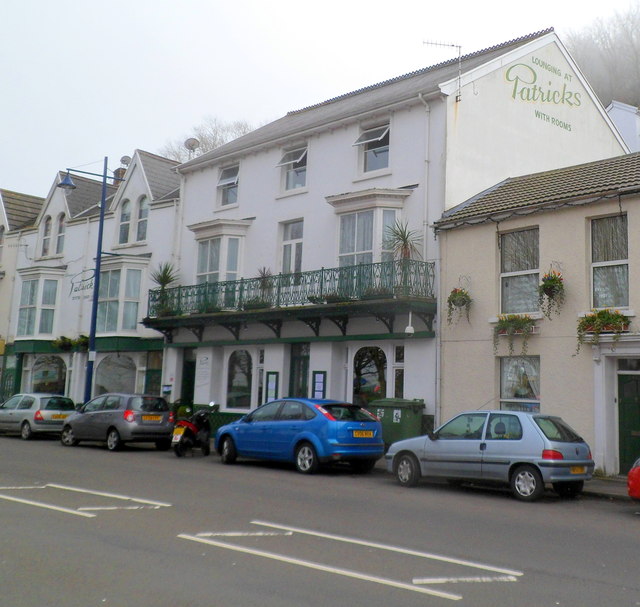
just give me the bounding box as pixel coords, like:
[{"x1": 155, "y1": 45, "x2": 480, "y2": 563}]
[
  {"x1": 120, "y1": 155, "x2": 131, "y2": 167},
  {"x1": 184, "y1": 138, "x2": 200, "y2": 152}
]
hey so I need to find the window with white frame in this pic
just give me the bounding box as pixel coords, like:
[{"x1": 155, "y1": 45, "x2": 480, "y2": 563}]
[
  {"x1": 136, "y1": 196, "x2": 149, "y2": 241},
  {"x1": 39, "y1": 279, "x2": 58, "y2": 334},
  {"x1": 41, "y1": 216, "x2": 52, "y2": 256},
  {"x1": 282, "y1": 220, "x2": 303, "y2": 274},
  {"x1": 17, "y1": 280, "x2": 38, "y2": 336},
  {"x1": 217, "y1": 165, "x2": 239, "y2": 206},
  {"x1": 591, "y1": 214, "x2": 628, "y2": 308},
  {"x1": 500, "y1": 228, "x2": 539, "y2": 313},
  {"x1": 197, "y1": 237, "x2": 240, "y2": 284},
  {"x1": 119, "y1": 200, "x2": 131, "y2": 244},
  {"x1": 97, "y1": 267, "x2": 143, "y2": 332},
  {"x1": 354, "y1": 125, "x2": 390, "y2": 173},
  {"x1": 55, "y1": 214, "x2": 65, "y2": 254},
  {"x1": 339, "y1": 208, "x2": 397, "y2": 266},
  {"x1": 277, "y1": 147, "x2": 307, "y2": 191},
  {"x1": 17, "y1": 278, "x2": 59, "y2": 336},
  {"x1": 500, "y1": 356, "x2": 540, "y2": 412}
]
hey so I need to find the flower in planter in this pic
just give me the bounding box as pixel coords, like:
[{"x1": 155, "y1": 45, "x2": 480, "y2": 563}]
[
  {"x1": 538, "y1": 270, "x2": 565, "y2": 319},
  {"x1": 576, "y1": 308, "x2": 630, "y2": 353},
  {"x1": 447, "y1": 287, "x2": 472, "y2": 325},
  {"x1": 493, "y1": 314, "x2": 537, "y2": 356}
]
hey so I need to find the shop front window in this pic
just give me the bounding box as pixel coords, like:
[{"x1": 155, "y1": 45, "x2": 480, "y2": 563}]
[
  {"x1": 32, "y1": 355, "x2": 66, "y2": 394},
  {"x1": 95, "y1": 355, "x2": 136, "y2": 395}
]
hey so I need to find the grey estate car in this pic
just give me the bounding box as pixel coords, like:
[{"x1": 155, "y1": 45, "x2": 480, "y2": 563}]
[
  {"x1": 385, "y1": 410, "x2": 594, "y2": 501},
  {"x1": 61, "y1": 393, "x2": 174, "y2": 451},
  {"x1": 0, "y1": 393, "x2": 76, "y2": 439}
]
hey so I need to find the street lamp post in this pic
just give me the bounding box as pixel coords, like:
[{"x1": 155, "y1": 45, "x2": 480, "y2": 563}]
[{"x1": 57, "y1": 157, "x2": 122, "y2": 402}]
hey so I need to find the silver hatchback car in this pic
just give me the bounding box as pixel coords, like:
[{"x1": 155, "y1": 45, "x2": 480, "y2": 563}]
[
  {"x1": 61, "y1": 393, "x2": 174, "y2": 451},
  {"x1": 386, "y1": 410, "x2": 594, "y2": 501},
  {"x1": 0, "y1": 393, "x2": 76, "y2": 439}
]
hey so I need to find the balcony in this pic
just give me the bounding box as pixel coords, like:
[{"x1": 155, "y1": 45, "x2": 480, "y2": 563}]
[{"x1": 143, "y1": 260, "x2": 436, "y2": 341}]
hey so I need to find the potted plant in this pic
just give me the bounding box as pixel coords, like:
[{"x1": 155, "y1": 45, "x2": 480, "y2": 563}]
[
  {"x1": 362, "y1": 286, "x2": 395, "y2": 300},
  {"x1": 576, "y1": 308, "x2": 630, "y2": 353},
  {"x1": 72, "y1": 335, "x2": 89, "y2": 351},
  {"x1": 52, "y1": 336, "x2": 73, "y2": 352},
  {"x1": 447, "y1": 287, "x2": 472, "y2": 324},
  {"x1": 150, "y1": 262, "x2": 180, "y2": 316},
  {"x1": 538, "y1": 270, "x2": 565, "y2": 319},
  {"x1": 493, "y1": 314, "x2": 537, "y2": 355},
  {"x1": 385, "y1": 220, "x2": 422, "y2": 297}
]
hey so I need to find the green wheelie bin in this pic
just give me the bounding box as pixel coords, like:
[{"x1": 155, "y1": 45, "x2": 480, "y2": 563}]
[{"x1": 368, "y1": 398, "x2": 424, "y2": 449}]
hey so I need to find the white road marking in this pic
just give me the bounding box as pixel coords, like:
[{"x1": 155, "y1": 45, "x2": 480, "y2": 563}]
[
  {"x1": 0, "y1": 485, "x2": 46, "y2": 490},
  {"x1": 0, "y1": 493, "x2": 95, "y2": 518},
  {"x1": 413, "y1": 575, "x2": 519, "y2": 584},
  {"x1": 252, "y1": 520, "x2": 523, "y2": 578},
  {"x1": 78, "y1": 505, "x2": 163, "y2": 511},
  {"x1": 177, "y1": 533, "x2": 462, "y2": 600},
  {"x1": 196, "y1": 531, "x2": 293, "y2": 537},
  {"x1": 46, "y1": 483, "x2": 172, "y2": 507}
]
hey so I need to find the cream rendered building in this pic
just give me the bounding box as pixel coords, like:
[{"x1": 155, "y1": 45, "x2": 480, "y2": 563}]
[{"x1": 436, "y1": 153, "x2": 640, "y2": 475}]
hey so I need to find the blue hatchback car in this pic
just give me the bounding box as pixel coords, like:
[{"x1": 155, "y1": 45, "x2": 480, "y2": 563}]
[{"x1": 214, "y1": 398, "x2": 384, "y2": 474}]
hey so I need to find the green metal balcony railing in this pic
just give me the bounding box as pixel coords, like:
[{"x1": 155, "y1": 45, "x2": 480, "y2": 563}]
[{"x1": 147, "y1": 259, "x2": 435, "y2": 318}]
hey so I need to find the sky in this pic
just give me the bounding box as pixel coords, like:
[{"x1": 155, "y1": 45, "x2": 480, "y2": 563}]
[{"x1": 1, "y1": 0, "x2": 637, "y2": 198}]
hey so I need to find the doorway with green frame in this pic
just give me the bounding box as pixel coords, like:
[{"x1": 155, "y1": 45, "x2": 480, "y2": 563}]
[{"x1": 618, "y1": 373, "x2": 640, "y2": 473}]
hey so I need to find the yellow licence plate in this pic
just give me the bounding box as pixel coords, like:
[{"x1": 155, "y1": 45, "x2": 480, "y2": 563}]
[
  {"x1": 570, "y1": 466, "x2": 586, "y2": 474},
  {"x1": 51, "y1": 414, "x2": 68, "y2": 420},
  {"x1": 353, "y1": 430, "x2": 374, "y2": 438},
  {"x1": 173, "y1": 427, "x2": 185, "y2": 436},
  {"x1": 142, "y1": 415, "x2": 162, "y2": 422}
]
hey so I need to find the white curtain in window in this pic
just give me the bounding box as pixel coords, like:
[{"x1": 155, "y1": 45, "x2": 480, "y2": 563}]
[{"x1": 501, "y1": 357, "x2": 540, "y2": 400}]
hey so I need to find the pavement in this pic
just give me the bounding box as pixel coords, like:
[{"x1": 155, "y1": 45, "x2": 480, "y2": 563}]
[{"x1": 583, "y1": 476, "x2": 631, "y2": 500}]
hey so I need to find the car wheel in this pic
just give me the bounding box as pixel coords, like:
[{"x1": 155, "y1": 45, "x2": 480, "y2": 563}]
[
  {"x1": 553, "y1": 480, "x2": 584, "y2": 498},
  {"x1": 295, "y1": 442, "x2": 319, "y2": 474},
  {"x1": 395, "y1": 453, "x2": 420, "y2": 487},
  {"x1": 20, "y1": 421, "x2": 33, "y2": 441},
  {"x1": 220, "y1": 436, "x2": 237, "y2": 464},
  {"x1": 155, "y1": 439, "x2": 171, "y2": 451},
  {"x1": 511, "y1": 465, "x2": 544, "y2": 501},
  {"x1": 350, "y1": 459, "x2": 377, "y2": 474},
  {"x1": 61, "y1": 426, "x2": 78, "y2": 447},
  {"x1": 106, "y1": 428, "x2": 122, "y2": 451}
]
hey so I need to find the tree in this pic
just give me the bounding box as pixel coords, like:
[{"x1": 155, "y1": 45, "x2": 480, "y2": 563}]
[
  {"x1": 565, "y1": 2, "x2": 640, "y2": 107},
  {"x1": 159, "y1": 116, "x2": 254, "y2": 162}
]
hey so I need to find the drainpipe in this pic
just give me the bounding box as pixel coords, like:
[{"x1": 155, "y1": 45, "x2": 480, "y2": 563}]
[{"x1": 418, "y1": 93, "x2": 441, "y2": 426}]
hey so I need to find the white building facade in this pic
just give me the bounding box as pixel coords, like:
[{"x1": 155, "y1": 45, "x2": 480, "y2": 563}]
[{"x1": 143, "y1": 29, "x2": 626, "y2": 424}]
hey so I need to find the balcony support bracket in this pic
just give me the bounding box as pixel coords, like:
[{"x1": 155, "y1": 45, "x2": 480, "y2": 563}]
[
  {"x1": 186, "y1": 325, "x2": 204, "y2": 342},
  {"x1": 301, "y1": 317, "x2": 322, "y2": 336},
  {"x1": 415, "y1": 312, "x2": 434, "y2": 332},
  {"x1": 374, "y1": 313, "x2": 395, "y2": 334},
  {"x1": 260, "y1": 319, "x2": 282, "y2": 338},
  {"x1": 328, "y1": 315, "x2": 349, "y2": 336},
  {"x1": 220, "y1": 322, "x2": 242, "y2": 340}
]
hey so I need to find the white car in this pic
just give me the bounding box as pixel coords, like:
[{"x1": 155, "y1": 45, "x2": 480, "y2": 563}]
[{"x1": 0, "y1": 393, "x2": 76, "y2": 440}]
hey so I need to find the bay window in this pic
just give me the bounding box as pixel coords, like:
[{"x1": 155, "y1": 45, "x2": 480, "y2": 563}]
[
  {"x1": 17, "y1": 276, "x2": 59, "y2": 337},
  {"x1": 97, "y1": 267, "x2": 143, "y2": 332},
  {"x1": 339, "y1": 209, "x2": 397, "y2": 266},
  {"x1": 197, "y1": 237, "x2": 240, "y2": 284}
]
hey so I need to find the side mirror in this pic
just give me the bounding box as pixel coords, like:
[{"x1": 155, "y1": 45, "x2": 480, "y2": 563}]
[{"x1": 427, "y1": 430, "x2": 438, "y2": 440}]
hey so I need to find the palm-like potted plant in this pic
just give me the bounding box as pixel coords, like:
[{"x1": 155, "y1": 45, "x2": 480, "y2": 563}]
[
  {"x1": 493, "y1": 314, "x2": 537, "y2": 355},
  {"x1": 150, "y1": 262, "x2": 180, "y2": 316},
  {"x1": 385, "y1": 220, "x2": 422, "y2": 297},
  {"x1": 576, "y1": 308, "x2": 629, "y2": 353},
  {"x1": 245, "y1": 267, "x2": 273, "y2": 309},
  {"x1": 447, "y1": 287, "x2": 472, "y2": 324},
  {"x1": 538, "y1": 270, "x2": 565, "y2": 319}
]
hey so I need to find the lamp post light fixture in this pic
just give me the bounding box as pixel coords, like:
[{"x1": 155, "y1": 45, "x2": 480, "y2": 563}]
[{"x1": 57, "y1": 157, "x2": 124, "y2": 402}]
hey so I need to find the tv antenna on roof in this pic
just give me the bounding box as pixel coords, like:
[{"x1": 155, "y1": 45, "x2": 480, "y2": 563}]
[{"x1": 423, "y1": 40, "x2": 462, "y2": 102}]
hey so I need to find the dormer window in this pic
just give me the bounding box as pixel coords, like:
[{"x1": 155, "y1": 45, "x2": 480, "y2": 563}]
[{"x1": 218, "y1": 165, "x2": 239, "y2": 206}]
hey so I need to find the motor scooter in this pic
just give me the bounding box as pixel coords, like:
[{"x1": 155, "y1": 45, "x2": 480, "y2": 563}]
[{"x1": 172, "y1": 404, "x2": 214, "y2": 457}]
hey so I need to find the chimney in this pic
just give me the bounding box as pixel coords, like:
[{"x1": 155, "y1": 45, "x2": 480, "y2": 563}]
[{"x1": 112, "y1": 167, "x2": 126, "y2": 185}]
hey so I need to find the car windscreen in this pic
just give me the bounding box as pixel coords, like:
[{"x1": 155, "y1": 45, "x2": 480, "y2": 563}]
[
  {"x1": 534, "y1": 416, "x2": 583, "y2": 442},
  {"x1": 41, "y1": 397, "x2": 75, "y2": 411},
  {"x1": 323, "y1": 404, "x2": 378, "y2": 422},
  {"x1": 130, "y1": 396, "x2": 169, "y2": 412}
]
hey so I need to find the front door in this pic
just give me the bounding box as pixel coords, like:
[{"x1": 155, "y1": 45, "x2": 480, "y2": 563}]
[
  {"x1": 618, "y1": 375, "x2": 640, "y2": 473},
  {"x1": 289, "y1": 343, "x2": 309, "y2": 398}
]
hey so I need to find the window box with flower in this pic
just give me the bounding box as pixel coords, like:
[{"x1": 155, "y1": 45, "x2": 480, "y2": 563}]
[
  {"x1": 493, "y1": 314, "x2": 537, "y2": 356},
  {"x1": 576, "y1": 308, "x2": 630, "y2": 353}
]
